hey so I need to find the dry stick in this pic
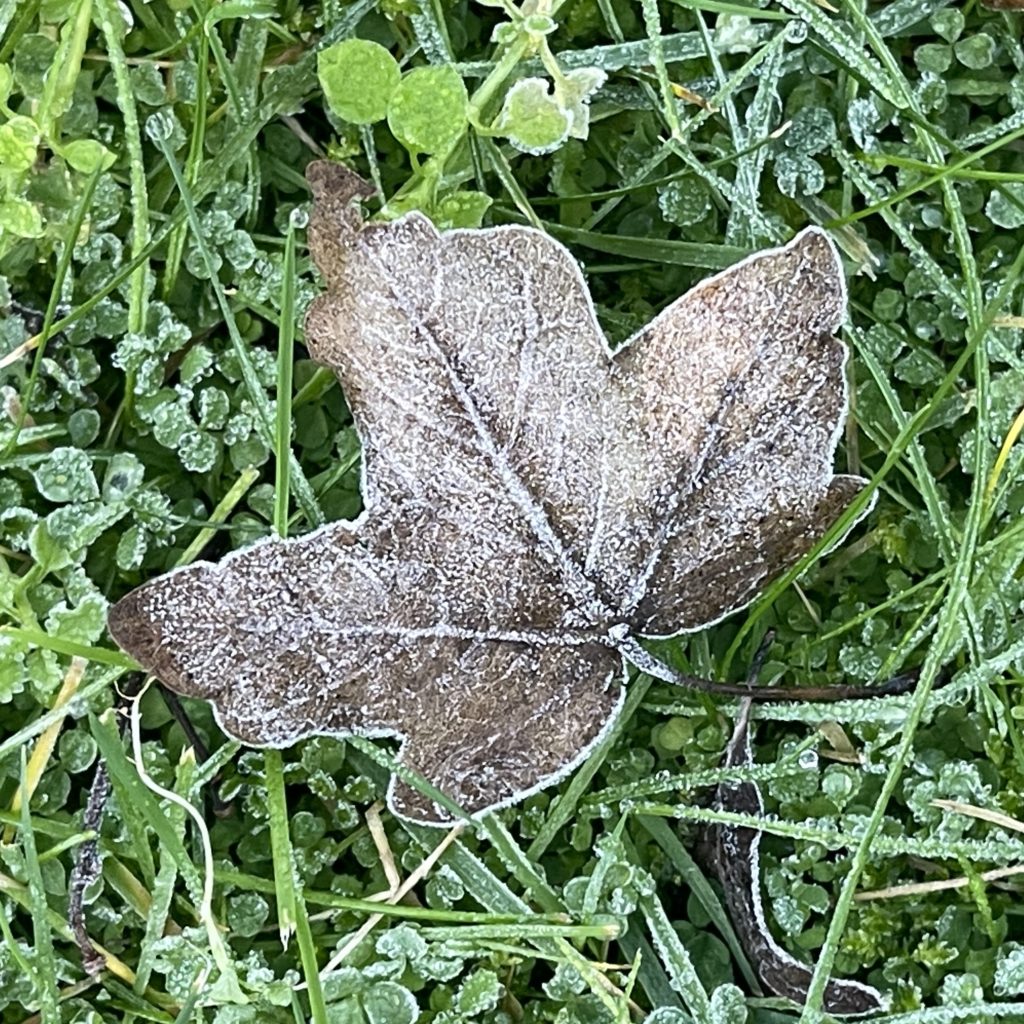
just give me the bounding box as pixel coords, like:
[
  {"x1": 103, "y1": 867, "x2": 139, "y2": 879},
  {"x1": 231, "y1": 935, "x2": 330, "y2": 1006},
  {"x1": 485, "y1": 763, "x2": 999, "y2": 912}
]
[
  {"x1": 365, "y1": 802, "x2": 404, "y2": 899},
  {"x1": 68, "y1": 673, "x2": 144, "y2": 973},
  {"x1": 854, "y1": 800, "x2": 1024, "y2": 903},
  {"x1": 68, "y1": 764, "x2": 112, "y2": 976},
  {"x1": 318, "y1": 823, "x2": 466, "y2": 979},
  {"x1": 856, "y1": 864, "x2": 1024, "y2": 901},
  {"x1": 0, "y1": 302, "x2": 69, "y2": 371}
]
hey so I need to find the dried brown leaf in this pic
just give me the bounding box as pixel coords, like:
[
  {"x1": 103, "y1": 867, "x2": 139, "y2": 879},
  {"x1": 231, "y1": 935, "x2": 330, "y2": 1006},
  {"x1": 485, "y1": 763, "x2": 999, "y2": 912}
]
[{"x1": 108, "y1": 161, "x2": 866, "y2": 824}]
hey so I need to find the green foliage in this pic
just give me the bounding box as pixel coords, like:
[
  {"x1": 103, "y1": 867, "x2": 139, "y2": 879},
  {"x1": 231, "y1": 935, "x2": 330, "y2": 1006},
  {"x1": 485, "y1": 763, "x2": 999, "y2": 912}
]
[
  {"x1": 1, "y1": 0, "x2": 1024, "y2": 1022},
  {"x1": 491, "y1": 67, "x2": 606, "y2": 156},
  {"x1": 318, "y1": 39, "x2": 401, "y2": 126},
  {"x1": 387, "y1": 65, "x2": 469, "y2": 158}
]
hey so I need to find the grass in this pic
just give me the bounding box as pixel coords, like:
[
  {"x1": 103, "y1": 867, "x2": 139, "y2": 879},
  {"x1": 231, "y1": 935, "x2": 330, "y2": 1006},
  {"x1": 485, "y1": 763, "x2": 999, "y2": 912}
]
[{"x1": 1, "y1": 0, "x2": 1024, "y2": 1021}]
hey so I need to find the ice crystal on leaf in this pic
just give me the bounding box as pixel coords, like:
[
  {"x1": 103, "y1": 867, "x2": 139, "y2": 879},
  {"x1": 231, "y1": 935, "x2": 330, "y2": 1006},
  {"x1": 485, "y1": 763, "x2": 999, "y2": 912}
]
[{"x1": 109, "y1": 162, "x2": 863, "y2": 825}]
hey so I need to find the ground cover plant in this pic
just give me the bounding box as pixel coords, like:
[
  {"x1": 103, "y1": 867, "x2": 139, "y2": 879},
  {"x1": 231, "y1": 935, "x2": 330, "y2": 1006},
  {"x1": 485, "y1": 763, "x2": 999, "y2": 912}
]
[{"x1": 1, "y1": 0, "x2": 1024, "y2": 1021}]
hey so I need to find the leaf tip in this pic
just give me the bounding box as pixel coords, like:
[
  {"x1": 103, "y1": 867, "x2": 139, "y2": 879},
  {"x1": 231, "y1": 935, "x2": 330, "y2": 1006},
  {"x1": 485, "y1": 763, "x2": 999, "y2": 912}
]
[{"x1": 305, "y1": 159, "x2": 375, "y2": 210}]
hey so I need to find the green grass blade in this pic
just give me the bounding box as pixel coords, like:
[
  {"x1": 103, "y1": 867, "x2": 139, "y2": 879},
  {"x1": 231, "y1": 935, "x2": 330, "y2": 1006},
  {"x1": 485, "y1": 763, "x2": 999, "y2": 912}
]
[
  {"x1": 264, "y1": 748, "x2": 328, "y2": 1022},
  {"x1": 18, "y1": 749, "x2": 60, "y2": 1020},
  {"x1": 150, "y1": 134, "x2": 324, "y2": 529},
  {"x1": 638, "y1": 892, "x2": 711, "y2": 1019},
  {"x1": 274, "y1": 219, "x2": 297, "y2": 538}
]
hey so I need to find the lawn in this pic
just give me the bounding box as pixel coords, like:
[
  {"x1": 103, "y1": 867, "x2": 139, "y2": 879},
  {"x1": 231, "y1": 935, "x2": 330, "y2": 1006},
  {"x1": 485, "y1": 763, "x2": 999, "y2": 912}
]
[{"x1": 2, "y1": 0, "x2": 1024, "y2": 1022}]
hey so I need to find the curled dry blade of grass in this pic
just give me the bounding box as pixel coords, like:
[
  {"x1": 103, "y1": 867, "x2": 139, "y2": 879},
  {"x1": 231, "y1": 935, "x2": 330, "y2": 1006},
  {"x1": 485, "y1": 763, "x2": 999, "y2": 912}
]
[
  {"x1": 2, "y1": 463, "x2": 268, "y2": 1008},
  {"x1": 126, "y1": 691, "x2": 245, "y2": 1003}
]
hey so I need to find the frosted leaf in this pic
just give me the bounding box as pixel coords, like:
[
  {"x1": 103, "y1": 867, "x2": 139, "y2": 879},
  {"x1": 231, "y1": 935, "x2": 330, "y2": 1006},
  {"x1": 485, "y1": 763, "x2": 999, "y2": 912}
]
[
  {"x1": 797, "y1": 748, "x2": 818, "y2": 770},
  {"x1": 333, "y1": 980, "x2": 417, "y2": 1024},
  {"x1": 544, "y1": 963, "x2": 586, "y2": 1001},
  {"x1": 994, "y1": 945, "x2": 1024, "y2": 996},
  {"x1": 782, "y1": 108, "x2": 836, "y2": 157},
  {"x1": 846, "y1": 97, "x2": 889, "y2": 151},
  {"x1": 144, "y1": 109, "x2": 179, "y2": 145},
  {"x1": 838, "y1": 642, "x2": 884, "y2": 682},
  {"x1": 456, "y1": 969, "x2": 501, "y2": 1015},
  {"x1": 985, "y1": 183, "x2": 1024, "y2": 229},
  {"x1": 317, "y1": 39, "x2": 400, "y2": 126},
  {"x1": 109, "y1": 161, "x2": 866, "y2": 825},
  {"x1": 774, "y1": 151, "x2": 826, "y2": 199},
  {"x1": 954, "y1": 33, "x2": 996, "y2": 70},
  {"x1": 386, "y1": 66, "x2": 467, "y2": 157},
  {"x1": 940, "y1": 972, "x2": 986, "y2": 1005},
  {"x1": 177, "y1": 430, "x2": 217, "y2": 473},
  {"x1": 494, "y1": 69, "x2": 604, "y2": 155},
  {"x1": 562, "y1": 67, "x2": 607, "y2": 139},
  {"x1": 658, "y1": 177, "x2": 713, "y2": 227},
  {"x1": 115, "y1": 523, "x2": 147, "y2": 572},
  {"x1": 708, "y1": 984, "x2": 747, "y2": 1024},
  {"x1": 932, "y1": 9, "x2": 965, "y2": 41},
  {"x1": 34, "y1": 447, "x2": 99, "y2": 504},
  {"x1": 493, "y1": 78, "x2": 572, "y2": 155},
  {"x1": 644, "y1": 1012, "x2": 689, "y2": 1024},
  {"x1": 45, "y1": 593, "x2": 109, "y2": 645},
  {"x1": 376, "y1": 923, "x2": 427, "y2": 963},
  {"x1": 716, "y1": 14, "x2": 760, "y2": 53}
]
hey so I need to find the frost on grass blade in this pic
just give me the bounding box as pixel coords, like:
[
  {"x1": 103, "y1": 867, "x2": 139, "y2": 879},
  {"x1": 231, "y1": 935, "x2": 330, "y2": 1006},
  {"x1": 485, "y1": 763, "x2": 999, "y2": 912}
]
[{"x1": 108, "y1": 160, "x2": 862, "y2": 826}]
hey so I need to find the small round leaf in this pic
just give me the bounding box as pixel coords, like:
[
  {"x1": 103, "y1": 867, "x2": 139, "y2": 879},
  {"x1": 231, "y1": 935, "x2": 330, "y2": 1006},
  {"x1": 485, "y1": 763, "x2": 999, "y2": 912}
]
[
  {"x1": 456, "y1": 969, "x2": 501, "y2": 1016},
  {"x1": 318, "y1": 39, "x2": 400, "y2": 125},
  {"x1": 45, "y1": 593, "x2": 109, "y2": 645},
  {"x1": 61, "y1": 138, "x2": 116, "y2": 174},
  {"x1": 0, "y1": 196, "x2": 44, "y2": 238},
  {"x1": 954, "y1": 33, "x2": 996, "y2": 71},
  {"x1": 387, "y1": 65, "x2": 468, "y2": 155},
  {"x1": 0, "y1": 115, "x2": 40, "y2": 173},
  {"x1": 68, "y1": 408, "x2": 101, "y2": 447},
  {"x1": 658, "y1": 177, "x2": 713, "y2": 227},
  {"x1": 116, "y1": 523, "x2": 148, "y2": 571},
  {"x1": 58, "y1": 730, "x2": 97, "y2": 773},
  {"x1": 33, "y1": 447, "x2": 99, "y2": 503},
  {"x1": 493, "y1": 78, "x2": 570, "y2": 155},
  {"x1": 986, "y1": 183, "x2": 1024, "y2": 229},
  {"x1": 434, "y1": 190, "x2": 492, "y2": 229},
  {"x1": 360, "y1": 982, "x2": 417, "y2": 1024}
]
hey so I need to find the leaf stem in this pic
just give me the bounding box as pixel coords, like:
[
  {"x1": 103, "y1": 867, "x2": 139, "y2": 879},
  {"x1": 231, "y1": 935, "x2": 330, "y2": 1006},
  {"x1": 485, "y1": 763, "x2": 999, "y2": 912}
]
[{"x1": 618, "y1": 635, "x2": 919, "y2": 702}]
